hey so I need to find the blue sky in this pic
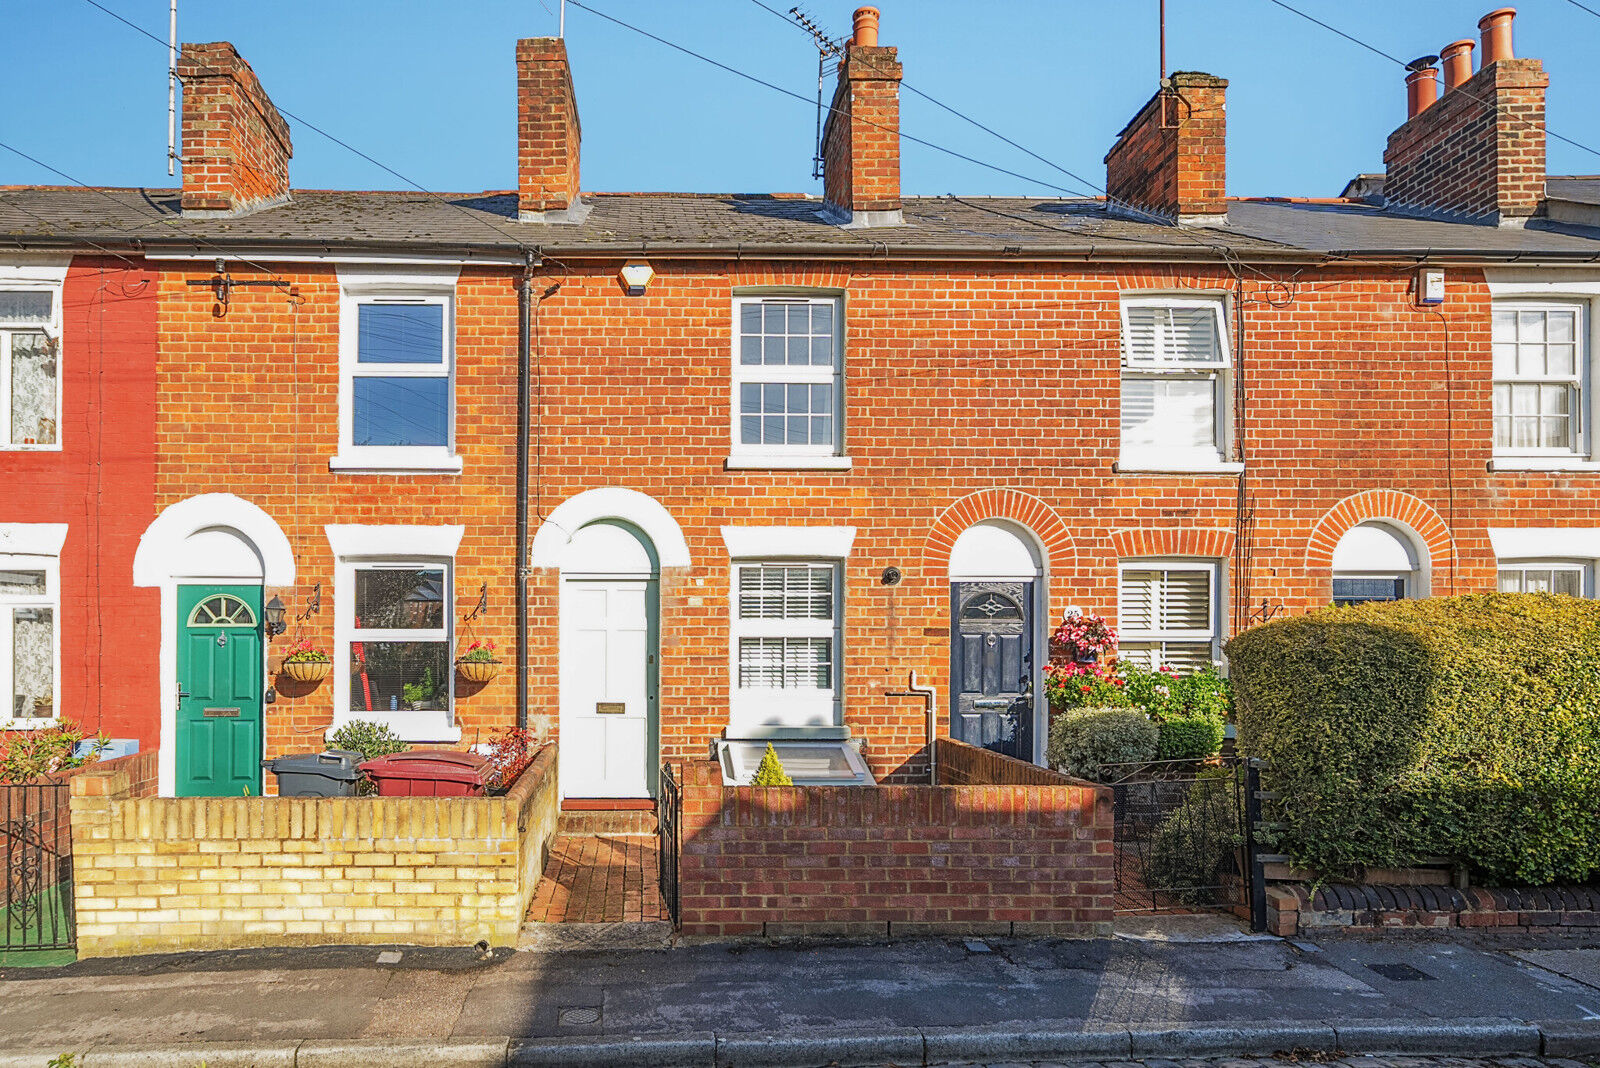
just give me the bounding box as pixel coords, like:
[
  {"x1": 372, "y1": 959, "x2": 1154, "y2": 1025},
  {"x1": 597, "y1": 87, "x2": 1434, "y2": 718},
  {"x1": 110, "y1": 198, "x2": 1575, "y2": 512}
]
[{"x1": 6, "y1": 1, "x2": 1600, "y2": 200}]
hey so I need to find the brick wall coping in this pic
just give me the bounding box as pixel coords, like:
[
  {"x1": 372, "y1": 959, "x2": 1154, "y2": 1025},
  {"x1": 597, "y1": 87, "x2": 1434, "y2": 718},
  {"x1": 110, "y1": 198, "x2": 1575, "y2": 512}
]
[{"x1": 934, "y1": 736, "x2": 1098, "y2": 789}]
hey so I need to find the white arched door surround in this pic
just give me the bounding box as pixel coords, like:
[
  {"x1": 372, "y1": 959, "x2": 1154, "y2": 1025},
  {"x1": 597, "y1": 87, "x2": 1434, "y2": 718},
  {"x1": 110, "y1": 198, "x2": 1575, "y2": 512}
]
[
  {"x1": 558, "y1": 519, "x2": 661, "y2": 800},
  {"x1": 531, "y1": 487, "x2": 690, "y2": 571},
  {"x1": 947, "y1": 519, "x2": 1048, "y2": 767},
  {"x1": 1332, "y1": 521, "x2": 1427, "y2": 606},
  {"x1": 134, "y1": 494, "x2": 295, "y2": 797}
]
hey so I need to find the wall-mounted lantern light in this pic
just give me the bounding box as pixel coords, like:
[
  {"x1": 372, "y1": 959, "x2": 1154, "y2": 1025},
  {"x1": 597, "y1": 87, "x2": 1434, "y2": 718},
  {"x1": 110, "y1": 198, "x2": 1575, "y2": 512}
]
[
  {"x1": 264, "y1": 595, "x2": 287, "y2": 638},
  {"x1": 618, "y1": 260, "x2": 655, "y2": 296}
]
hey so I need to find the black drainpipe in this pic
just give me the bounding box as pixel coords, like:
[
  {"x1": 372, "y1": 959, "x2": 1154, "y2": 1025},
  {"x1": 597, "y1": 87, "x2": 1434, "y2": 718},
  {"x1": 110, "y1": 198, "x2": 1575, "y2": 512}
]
[{"x1": 515, "y1": 252, "x2": 536, "y2": 731}]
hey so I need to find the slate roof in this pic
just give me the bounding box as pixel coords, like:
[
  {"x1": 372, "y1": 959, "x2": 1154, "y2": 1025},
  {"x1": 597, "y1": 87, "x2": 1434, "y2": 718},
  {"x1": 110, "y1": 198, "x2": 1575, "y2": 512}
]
[{"x1": 2, "y1": 185, "x2": 1599, "y2": 262}]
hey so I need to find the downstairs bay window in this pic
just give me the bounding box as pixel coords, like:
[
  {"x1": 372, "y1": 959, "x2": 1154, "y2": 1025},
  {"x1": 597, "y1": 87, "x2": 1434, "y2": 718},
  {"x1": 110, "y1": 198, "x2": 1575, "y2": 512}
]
[{"x1": 1117, "y1": 561, "x2": 1219, "y2": 673}]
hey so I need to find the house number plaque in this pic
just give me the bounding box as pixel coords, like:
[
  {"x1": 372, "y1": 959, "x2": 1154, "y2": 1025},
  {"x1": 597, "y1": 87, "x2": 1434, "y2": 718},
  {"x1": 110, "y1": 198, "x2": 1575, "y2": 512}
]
[
  {"x1": 203, "y1": 707, "x2": 241, "y2": 718},
  {"x1": 595, "y1": 702, "x2": 626, "y2": 715}
]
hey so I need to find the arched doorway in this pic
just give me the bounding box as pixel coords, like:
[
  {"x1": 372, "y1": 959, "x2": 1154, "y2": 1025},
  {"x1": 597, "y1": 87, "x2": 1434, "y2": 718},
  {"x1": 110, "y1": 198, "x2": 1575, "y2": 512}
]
[
  {"x1": 135, "y1": 494, "x2": 295, "y2": 797},
  {"x1": 948, "y1": 520, "x2": 1045, "y2": 764},
  {"x1": 558, "y1": 520, "x2": 660, "y2": 799}
]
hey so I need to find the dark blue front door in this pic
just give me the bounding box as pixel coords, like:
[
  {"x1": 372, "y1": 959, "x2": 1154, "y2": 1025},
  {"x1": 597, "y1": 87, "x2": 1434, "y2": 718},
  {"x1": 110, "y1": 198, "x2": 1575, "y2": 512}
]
[{"x1": 950, "y1": 581, "x2": 1035, "y2": 761}]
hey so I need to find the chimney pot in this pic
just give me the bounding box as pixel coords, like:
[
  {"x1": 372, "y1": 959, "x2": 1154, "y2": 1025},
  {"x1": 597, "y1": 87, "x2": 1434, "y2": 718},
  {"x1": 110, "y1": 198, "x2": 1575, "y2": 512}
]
[
  {"x1": 852, "y1": 6, "x2": 880, "y2": 47},
  {"x1": 1479, "y1": 7, "x2": 1516, "y2": 64},
  {"x1": 1405, "y1": 62, "x2": 1440, "y2": 119},
  {"x1": 1441, "y1": 39, "x2": 1475, "y2": 91}
]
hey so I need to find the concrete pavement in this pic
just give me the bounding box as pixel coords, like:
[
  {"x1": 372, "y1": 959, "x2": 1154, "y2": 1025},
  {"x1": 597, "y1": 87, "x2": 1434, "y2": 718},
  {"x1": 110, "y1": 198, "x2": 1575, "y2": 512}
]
[{"x1": 3, "y1": 928, "x2": 1600, "y2": 1065}]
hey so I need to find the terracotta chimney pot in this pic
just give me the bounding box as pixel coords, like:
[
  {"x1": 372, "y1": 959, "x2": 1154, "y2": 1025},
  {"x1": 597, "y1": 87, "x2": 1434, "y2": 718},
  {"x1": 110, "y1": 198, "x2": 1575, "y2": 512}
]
[
  {"x1": 1479, "y1": 7, "x2": 1516, "y2": 64},
  {"x1": 1441, "y1": 39, "x2": 1475, "y2": 91},
  {"x1": 1406, "y1": 65, "x2": 1440, "y2": 119},
  {"x1": 852, "y1": 6, "x2": 880, "y2": 47}
]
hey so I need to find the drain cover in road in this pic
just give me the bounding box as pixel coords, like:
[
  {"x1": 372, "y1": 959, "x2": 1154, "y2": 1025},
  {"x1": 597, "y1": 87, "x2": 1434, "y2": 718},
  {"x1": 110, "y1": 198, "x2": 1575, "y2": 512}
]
[
  {"x1": 557, "y1": 1006, "x2": 603, "y2": 1027},
  {"x1": 1367, "y1": 962, "x2": 1435, "y2": 981}
]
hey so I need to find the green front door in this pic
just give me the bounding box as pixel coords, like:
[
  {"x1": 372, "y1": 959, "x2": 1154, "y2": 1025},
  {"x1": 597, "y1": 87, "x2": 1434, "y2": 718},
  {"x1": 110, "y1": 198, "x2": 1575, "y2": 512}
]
[{"x1": 176, "y1": 585, "x2": 264, "y2": 797}]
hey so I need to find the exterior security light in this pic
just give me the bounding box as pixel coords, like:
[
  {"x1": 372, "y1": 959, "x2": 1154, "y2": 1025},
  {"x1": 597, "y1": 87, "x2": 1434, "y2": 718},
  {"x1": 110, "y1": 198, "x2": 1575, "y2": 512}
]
[
  {"x1": 264, "y1": 595, "x2": 287, "y2": 638},
  {"x1": 619, "y1": 260, "x2": 655, "y2": 296}
]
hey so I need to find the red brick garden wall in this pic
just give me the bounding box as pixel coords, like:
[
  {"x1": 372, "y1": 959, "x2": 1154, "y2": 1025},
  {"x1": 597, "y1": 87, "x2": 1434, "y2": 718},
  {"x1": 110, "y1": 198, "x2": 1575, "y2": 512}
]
[{"x1": 674, "y1": 758, "x2": 1113, "y2": 937}]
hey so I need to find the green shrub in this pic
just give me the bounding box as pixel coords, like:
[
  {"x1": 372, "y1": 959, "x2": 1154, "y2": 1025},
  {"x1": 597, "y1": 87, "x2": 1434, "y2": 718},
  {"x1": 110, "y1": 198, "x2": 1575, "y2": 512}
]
[
  {"x1": 750, "y1": 743, "x2": 793, "y2": 786},
  {"x1": 1142, "y1": 769, "x2": 1242, "y2": 905},
  {"x1": 1156, "y1": 713, "x2": 1226, "y2": 761},
  {"x1": 1226, "y1": 593, "x2": 1600, "y2": 886},
  {"x1": 1046, "y1": 706, "x2": 1159, "y2": 781},
  {"x1": 0, "y1": 720, "x2": 106, "y2": 784},
  {"x1": 328, "y1": 720, "x2": 408, "y2": 762}
]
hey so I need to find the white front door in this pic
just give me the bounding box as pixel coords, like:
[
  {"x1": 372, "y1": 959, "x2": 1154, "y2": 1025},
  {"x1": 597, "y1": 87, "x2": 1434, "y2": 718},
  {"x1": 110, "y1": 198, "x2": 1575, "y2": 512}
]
[{"x1": 558, "y1": 576, "x2": 656, "y2": 798}]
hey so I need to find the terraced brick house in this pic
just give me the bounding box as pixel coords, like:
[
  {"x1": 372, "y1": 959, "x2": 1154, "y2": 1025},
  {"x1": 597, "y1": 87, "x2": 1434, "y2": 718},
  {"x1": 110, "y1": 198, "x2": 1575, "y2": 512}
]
[{"x1": 3, "y1": 6, "x2": 1600, "y2": 801}]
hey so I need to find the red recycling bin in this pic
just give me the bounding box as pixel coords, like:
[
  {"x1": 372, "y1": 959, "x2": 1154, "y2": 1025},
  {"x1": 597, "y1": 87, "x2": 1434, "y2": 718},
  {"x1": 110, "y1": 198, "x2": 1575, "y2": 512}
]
[{"x1": 358, "y1": 749, "x2": 493, "y2": 797}]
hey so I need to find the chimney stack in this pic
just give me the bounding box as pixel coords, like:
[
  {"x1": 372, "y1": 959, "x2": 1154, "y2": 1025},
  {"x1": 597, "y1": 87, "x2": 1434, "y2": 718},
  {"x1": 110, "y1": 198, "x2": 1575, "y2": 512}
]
[
  {"x1": 820, "y1": 6, "x2": 903, "y2": 227},
  {"x1": 1382, "y1": 7, "x2": 1546, "y2": 224},
  {"x1": 517, "y1": 37, "x2": 583, "y2": 222},
  {"x1": 177, "y1": 43, "x2": 292, "y2": 216},
  {"x1": 1103, "y1": 72, "x2": 1229, "y2": 225}
]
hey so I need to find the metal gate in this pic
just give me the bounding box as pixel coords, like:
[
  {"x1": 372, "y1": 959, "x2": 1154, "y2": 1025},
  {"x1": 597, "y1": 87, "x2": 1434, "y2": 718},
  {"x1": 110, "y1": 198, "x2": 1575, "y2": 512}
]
[
  {"x1": 1101, "y1": 756, "x2": 1258, "y2": 924},
  {"x1": 2, "y1": 782, "x2": 75, "y2": 951},
  {"x1": 657, "y1": 762, "x2": 681, "y2": 927}
]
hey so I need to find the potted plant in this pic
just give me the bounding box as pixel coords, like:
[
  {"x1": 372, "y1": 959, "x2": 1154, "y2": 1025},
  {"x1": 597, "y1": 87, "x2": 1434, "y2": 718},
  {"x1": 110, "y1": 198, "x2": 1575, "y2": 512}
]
[
  {"x1": 455, "y1": 639, "x2": 501, "y2": 684},
  {"x1": 279, "y1": 638, "x2": 332, "y2": 684}
]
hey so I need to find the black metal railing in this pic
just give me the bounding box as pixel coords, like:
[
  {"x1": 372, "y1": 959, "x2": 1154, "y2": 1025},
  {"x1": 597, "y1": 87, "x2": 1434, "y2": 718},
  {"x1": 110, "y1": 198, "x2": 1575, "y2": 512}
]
[
  {"x1": 657, "y1": 762, "x2": 681, "y2": 927},
  {"x1": 1099, "y1": 756, "x2": 1254, "y2": 918},
  {"x1": 3, "y1": 782, "x2": 75, "y2": 951}
]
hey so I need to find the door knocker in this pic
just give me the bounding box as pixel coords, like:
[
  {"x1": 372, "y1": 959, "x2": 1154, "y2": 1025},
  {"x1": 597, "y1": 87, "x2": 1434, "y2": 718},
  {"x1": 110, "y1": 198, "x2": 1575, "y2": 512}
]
[
  {"x1": 216, "y1": 633, "x2": 228, "y2": 647},
  {"x1": 985, "y1": 634, "x2": 997, "y2": 647}
]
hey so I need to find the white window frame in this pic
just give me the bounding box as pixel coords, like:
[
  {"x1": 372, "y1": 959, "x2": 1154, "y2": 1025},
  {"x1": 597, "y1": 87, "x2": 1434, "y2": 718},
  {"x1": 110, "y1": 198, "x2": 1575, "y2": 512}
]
[
  {"x1": 1491, "y1": 300, "x2": 1589, "y2": 460},
  {"x1": 328, "y1": 524, "x2": 464, "y2": 743},
  {"x1": 1116, "y1": 559, "x2": 1221, "y2": 671},
  {"x1": 0, "y1": 269, "x2": 65, "y2": 453},
  {"x1": 0, "y1": 552, "x2": 61, "y2": 730},
  {"x1": 1118, "y1": 294, "x2": 1237, "y2": 473},
  {"x1": 1495, "y1": 558, "x2": 1590, "y2": 597},
  {"x1": 728, "y1": 559, "x2": 844, "y2": 736},
  {"x1": 331, "y1": 266, "x2": 461, "y2": 474},
  {"x1": 727, "y1": 293, "x2": 849, "y2": 470}
]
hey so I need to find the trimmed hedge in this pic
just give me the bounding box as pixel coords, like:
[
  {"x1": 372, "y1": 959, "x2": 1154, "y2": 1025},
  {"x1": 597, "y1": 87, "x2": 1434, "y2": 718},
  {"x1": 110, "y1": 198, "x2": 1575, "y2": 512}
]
[
  {"x1": 1047, "y1": 706, "x2": 1159, "y2": 782},
  {"x1": 1226, "y1": 593, "x2": 1600, "y2": 886},
  {"x1": 1156, "y1": 713, "x2": 1226, "y2": 762}
]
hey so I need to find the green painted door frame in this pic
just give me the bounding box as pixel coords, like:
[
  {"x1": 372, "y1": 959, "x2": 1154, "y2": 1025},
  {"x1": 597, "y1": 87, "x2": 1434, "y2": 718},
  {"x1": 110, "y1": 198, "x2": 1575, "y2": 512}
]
[{"x1": 176, "y1": 584, "x2": 264, "y2": 797}]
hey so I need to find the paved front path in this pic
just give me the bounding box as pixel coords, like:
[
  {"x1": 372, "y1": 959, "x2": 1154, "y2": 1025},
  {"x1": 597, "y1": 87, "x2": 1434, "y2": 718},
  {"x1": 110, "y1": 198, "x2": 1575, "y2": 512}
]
[
  {"x1": 3, "y1": 932, "x2": 1600, "y2": 1049},
  {"x1": 524, "y1": 834, "x2": 663, "y2": 924}
]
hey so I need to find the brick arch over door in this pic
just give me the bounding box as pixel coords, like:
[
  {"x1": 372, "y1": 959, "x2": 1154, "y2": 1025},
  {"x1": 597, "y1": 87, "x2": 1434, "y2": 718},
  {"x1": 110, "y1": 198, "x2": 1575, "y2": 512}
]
[
  {"x1": 924, "y1": 490, "x2": 1073, "y2": 575},
  {"x1": 1305, "y1": 490, "x2": 1455, "y2": 571},
  {"x1": 1110, "y1": 528, "x2": 1236, "y2": 559}
]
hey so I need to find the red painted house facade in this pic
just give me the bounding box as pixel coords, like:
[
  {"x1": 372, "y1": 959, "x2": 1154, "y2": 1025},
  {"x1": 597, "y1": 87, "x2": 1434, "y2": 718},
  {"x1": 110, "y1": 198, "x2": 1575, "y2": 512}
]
[{"x1": 5, "y1": 7, "x2": 1600, "y2": 797}]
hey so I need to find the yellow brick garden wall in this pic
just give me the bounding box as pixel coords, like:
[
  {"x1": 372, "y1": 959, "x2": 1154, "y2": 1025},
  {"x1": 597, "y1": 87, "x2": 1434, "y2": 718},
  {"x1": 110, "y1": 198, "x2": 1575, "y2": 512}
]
[{"x1": 68, "y1": 746, "x2": 558, "y2": 957}]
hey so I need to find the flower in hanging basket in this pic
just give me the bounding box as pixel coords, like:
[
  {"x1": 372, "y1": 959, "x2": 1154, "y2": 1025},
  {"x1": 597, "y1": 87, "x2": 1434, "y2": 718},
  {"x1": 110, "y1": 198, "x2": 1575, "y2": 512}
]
[
  {"x1": 1052, "y1": 613, "x2": 1118, "y2": 663},
  {"x1": 278, "y1": 638, "x2": 332, "y2": 684},
  {"x1": 455, "y1": 639, "x2": 501, "y2": 684}
]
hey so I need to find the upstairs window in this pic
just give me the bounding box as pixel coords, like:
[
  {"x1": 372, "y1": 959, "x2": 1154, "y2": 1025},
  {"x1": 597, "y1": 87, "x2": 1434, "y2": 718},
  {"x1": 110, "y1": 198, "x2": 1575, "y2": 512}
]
[
  {"x1": 731, "y1": 296, "x2": 842, "y2": 460},
  {"x1": 1117, "y1": 562, "x2": 1218, "y2": 673},
  {"x1": 2, "y1": 289, "x2": 59, "y2": 449},
  {"x1": 1120, "y1": 297, "x2": 1230, "y2": 468},
  {"x1": 1493, "y1": 302, "x2": 1586, "y2": 457}
]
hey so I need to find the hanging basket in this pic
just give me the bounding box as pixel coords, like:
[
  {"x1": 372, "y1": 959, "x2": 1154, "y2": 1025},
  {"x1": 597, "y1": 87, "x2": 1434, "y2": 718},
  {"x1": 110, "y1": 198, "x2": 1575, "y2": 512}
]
[
  {"x1": 456, "y1": 658, "x2": 501, "y2": 685},
  {"x1": 280, "y1": 658, "x2": 331, "y2": 685}
]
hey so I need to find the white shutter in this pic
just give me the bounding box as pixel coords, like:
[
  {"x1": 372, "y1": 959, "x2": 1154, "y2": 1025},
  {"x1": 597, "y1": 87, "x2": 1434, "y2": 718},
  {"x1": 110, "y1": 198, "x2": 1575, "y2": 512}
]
[
  {"x1": 1118, "y1": 565, "x2": 1217, "y2": 673},
  {"x1": 1122, "y1": 302, "x2": 1226, "y2": 369},
  {"x1": 1118, "y1": 570, "x2": 1157, "y2": 631},
  {"x1": 1158, "y1": 569, "x2": 1213, "y2": 632}
]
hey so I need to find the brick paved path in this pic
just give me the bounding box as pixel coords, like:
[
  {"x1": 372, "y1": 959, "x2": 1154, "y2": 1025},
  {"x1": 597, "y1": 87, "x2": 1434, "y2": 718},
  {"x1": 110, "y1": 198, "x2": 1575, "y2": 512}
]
[{"x1": 525, "y1": 834, "x2": 663, "y2": 923}]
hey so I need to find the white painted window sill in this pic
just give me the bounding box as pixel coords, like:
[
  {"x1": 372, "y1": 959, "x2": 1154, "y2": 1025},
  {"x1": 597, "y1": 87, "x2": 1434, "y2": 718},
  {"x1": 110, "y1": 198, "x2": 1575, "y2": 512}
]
[
  {"x1": 2, "y1": 445, "x2": 63, "y2": 453},
  {"x1": 328, "y1": 714, "x2": 461, "y2": 745},
  {"x1": 1115, "y1": 459, "x2": 1244, "y2": 475},
  {"x1": 329, "y1": 451, "x2": 464, "y2": 475},
  {"x1": 724, "y1": 455, "x2": 853, "y2": 471},
  {"x1": 1488, "y1": 457, "x2": 1600, "y2": 473}
]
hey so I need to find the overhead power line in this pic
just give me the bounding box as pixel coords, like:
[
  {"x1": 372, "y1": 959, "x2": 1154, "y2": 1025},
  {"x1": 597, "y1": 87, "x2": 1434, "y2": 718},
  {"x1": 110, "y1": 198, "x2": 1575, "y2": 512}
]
[
  {"x1": 1262, "y1": 0, "x2": 1600, "y2": 161},
  {"x1": 1561, "y1": 0, "x2": 1600, "y2": 21}
]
